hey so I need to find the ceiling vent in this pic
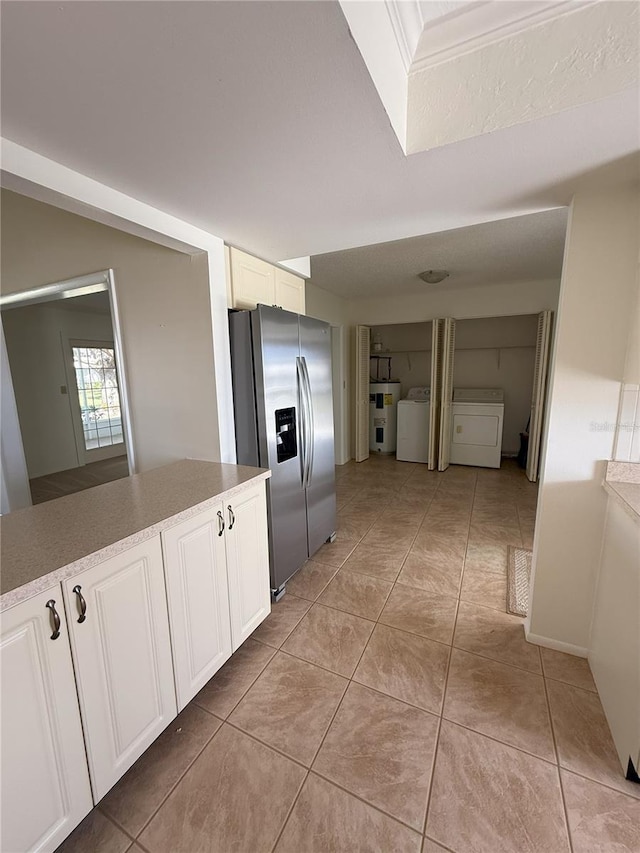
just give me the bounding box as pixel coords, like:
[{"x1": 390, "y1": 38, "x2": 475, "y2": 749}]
[{"x1": 418, "y1": 269, "x2": 449, "y2": 284}]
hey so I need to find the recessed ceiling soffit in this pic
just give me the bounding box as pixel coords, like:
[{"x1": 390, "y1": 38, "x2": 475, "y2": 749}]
[{"x1": 339, "y1": 0, "x2": 639, "y2": 154}]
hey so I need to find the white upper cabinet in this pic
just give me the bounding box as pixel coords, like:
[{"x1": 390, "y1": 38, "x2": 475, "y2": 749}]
[
  {"x1": 275, "y1": 267, "x2": 306, "y2": 314},
  {"x1": 62, "y1": 537, "x2": 177, "y2": 801},
  {"x1": 225, "y1": 482, "x2": 271, "y2": 649},
  {"x1": 229, "y1": 247, "x2": 276, "y2": 309},
  {"x1": 1, "y1": 588, "x2": 93, "y2": 853},
  {"x1": 162, "y1": 507, "x2": 233, "y2": 711},
  {"x1": 229, "y1": 246, "x2": 305, "y2": 314}
]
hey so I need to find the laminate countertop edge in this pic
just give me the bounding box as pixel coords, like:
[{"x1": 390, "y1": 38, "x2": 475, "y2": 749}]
[
  {"x1": 603, "y1": 460, "x2": 640, "y2": 526},
  {"x1": 0, "y1": 460, "x2": 271, "y2": 612}
]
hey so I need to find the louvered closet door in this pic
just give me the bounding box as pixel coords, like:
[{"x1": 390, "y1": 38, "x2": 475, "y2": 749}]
[
  {"x1": 527, "y1": 310, "x2": 553, "y2": 482},
  {"x1": 429, "y1": 319, "x2": 443, "y2": 470},
  {"x1": 438, "y1": 318, "x2": 456, "y2": 471},
  {"x1": 355, "y1": 325, "x2": 371, "y2": 462}
]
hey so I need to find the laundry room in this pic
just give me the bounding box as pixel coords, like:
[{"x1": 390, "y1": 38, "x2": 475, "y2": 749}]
[
  {"x1": 366, "y1": 313, "x2": 545, "y2": 469},
  {"x1": 452, "y1": 314, "x2": 540, "y2": 459},
  {"x1": 368, "y1": 321, "x2": 433, "y2": 462}
]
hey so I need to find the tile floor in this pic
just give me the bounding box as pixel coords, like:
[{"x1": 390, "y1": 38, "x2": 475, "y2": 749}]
[{"x1": 57, "y1": 456, "x2": 640, "y2": 853}]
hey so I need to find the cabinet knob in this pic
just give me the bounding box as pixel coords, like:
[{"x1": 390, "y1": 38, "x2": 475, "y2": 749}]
[
  {"x1": 45, "y1": 599, "x2": 61, "y2": 640},
  {"x1": 217, "y1": 510, "x2": 225, "y2": 536},
  {"x1": 227, "y1": 505, "x2": 235, "y2": 530},
  {"x1": 72, "y1": 585, "x2": 87, "y2": 623}
]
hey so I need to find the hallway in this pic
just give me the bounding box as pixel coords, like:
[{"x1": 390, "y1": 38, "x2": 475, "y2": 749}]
[{"x1": 57, "y1": 456, "x2": 639, "y2": 853}]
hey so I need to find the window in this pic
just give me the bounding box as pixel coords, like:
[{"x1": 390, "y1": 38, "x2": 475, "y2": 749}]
[{"x1": 72, "y1": 346, "x2": 123, "y2": 450}]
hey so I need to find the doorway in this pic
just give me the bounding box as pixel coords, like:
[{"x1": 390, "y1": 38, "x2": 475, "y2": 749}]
[{"x1": 1, "y1": 271, "x2": 133, "y2": 510}]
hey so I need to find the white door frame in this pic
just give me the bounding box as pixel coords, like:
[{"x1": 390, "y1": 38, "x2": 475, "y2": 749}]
[
  {"x1": 0, "y1": 270, "x2": 134, "y2": 511},
  {"x1": 330, "y1": 324, "x2": 349, "y2": 466}
]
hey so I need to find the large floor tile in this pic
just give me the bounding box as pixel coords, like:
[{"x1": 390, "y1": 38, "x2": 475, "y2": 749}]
[
  {"x1": 139, "y1": 725, "x2": 305, "y2": 853},
  {"x1": 413, "y1": 528, "x2": 469, "y2": 559},
  {"x1": 443, "y1": 649, "x2": 555, "y2": 761},
  {"x1": 285, "y1": 559, "x2": 338, "y2": 601},
  {"x1": 317, "y1": 569, "x2": 392, "y2": 620},
  {"x1": 100, "y1": 704, "x2": 221, "y2": 836},
  {"x1": 464, "y1": 540, "x2": 508, "y2": 574},
  {"x1": 397, "y1": 550, "x2": 463, "y2": 598},
  {"x1": 426, "y1": 721, "x2": 570, "y2": 853},
  {"x1": 310, "y1": 537, "x2": 359, "y2": 568},
  {"x1": 378, "y1": 584, "x2": 458, "y2": 645},
  {"x1": 453, "y1": 601, "x2": 542, "y2": 673},
  {"x1": 460, "y1": 567, "x2": 507, "y2": 611},
  {"x1": 313, "y1": 682, "x2": 438, "y2": 830},
  {"x1": 561, "y1": 770, "x2": 640, "y2": 853},
  {"x1": 540, "y1": 647, "x2": 597, "y2": 693},
  {"x1": 274, "y1": 773, "x2": 422, "y2": 853},
  {"x1": 354, "y1": 624, "x2": 449, "y2": 714},
  {"x1": 362, "y1": 526, "x2": 417, "y2": 549},
  {"x1": 422, "y1": 839, "x2": 449, "y2": 853},
  {"x1": 250, "y1": 593, "x2": 311, "y2": 648},
  {"x1": 55, "y1": 810, "x2": 130, "y2": 853},
  {"x1": 193, "y1": 638, "x2": 275, "y2": 718},
  {"x1": 229, "y1": 652, "x2": 347, "y2": 765},
  {"x1": 282, "y1": 603, "x2": 375, "y2": 677},
  {"x1": 547, "y1": 680, "x2": 640, "y2": 798},
  {"x1": 469, "y1": 521, "x2": 522, "y2": 547},
  {"x1": 341, "y1": 541, "x2": 408, "y2": 582}
]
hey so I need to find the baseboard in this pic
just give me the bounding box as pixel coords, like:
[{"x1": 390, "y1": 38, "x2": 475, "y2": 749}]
[{"x1": 525, "y1": 631, "x2": 588, "y2": 658}]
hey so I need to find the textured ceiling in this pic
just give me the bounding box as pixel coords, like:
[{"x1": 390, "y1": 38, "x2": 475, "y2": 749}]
[
  {"x1": 0, "y1": 2, "x2": 636, "y2": 262},
  {"x1": 310, "y1": 208, "x2": 568, "y2": 298}
]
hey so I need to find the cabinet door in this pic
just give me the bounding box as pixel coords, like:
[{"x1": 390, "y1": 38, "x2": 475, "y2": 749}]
[
  {"x1": 162, "y1": 506, "x2": 233, "y2": 711},
  {"x1": 1, "y1": 589, "x2": 93, "y2": 853},
  {"x1": 230, "y1": 247, "x2": 276, "y2": 309},
  {"x1": 63, "y1": 538, "x2": 177, "y2": 801},
  {"x1": 275, "y1": 268, "x2": 305, "y2": 314},
  {"x1": 225, "y1": 482, "x2": 271, "y2": 649}
]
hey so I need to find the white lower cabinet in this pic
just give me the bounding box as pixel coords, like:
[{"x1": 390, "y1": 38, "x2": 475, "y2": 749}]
[
  {"x1": 225, "y1": 482, "x2": 271, "y2": 649},
  {"x1": 62, "y1": 537, "x2": 177, "y2": 802},
  {"x1": 161, "y1": 484, "x2": 270, "y2": 708},
  {"x1": 0, "y1": 588, "x2": 93, "y2": 853},
  {"x1": 162, "y1": 507, "x2": 233, "y2": 711},
  {"x1": 1, "y1": 477, "x2": 271, "y2": 851}
]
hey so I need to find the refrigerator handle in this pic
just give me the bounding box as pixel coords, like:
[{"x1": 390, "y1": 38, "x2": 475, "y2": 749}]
[
  {"x1": 296, "y1": 357, "x2": 309, "y2": 487},
  {"x1": 300, "y1": 356, "x2": 315, "y2": 486}
]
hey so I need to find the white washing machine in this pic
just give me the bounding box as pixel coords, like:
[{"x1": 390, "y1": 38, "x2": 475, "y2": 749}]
[
  {"x1": 450, "y1": 388, "x2": 504, "y2": 469},
  {"x1": 369, "y1": 382, "x2": 401, "y2": 453},
  {"x1": 397, "y1": 387, "x2": 431, "y2": 463}
]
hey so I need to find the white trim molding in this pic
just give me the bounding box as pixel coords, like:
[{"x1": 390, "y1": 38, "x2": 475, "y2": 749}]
[{"x1": 524, "y1": 630, "x2": 589, "y2": 659}]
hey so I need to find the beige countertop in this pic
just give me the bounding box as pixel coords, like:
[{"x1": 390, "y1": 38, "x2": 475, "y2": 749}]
[
  {"x1": 603, "y1": 461, "x2": 640, "y2": 525},
  {"x1": 0, "y1": 459, "x2": 270, "y2": 611}
]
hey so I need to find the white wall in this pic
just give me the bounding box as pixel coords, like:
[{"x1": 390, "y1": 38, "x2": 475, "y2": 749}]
[
  {"x1": 589, "y1": 495, "x2": 640, "y2": 774},
  {"x1": 350, "y1": 277, "x2": 560, "y2": 326},
  {"x1": 454, "y1": 316, "x2": 537, "y2": 455},
  {"x1": 1, "y1": 189, "x2": 220, "y2": 474},
  {"x1": 2, "y1": 300, "x2": 116, "y2": 479},
  {"x1": 306, "y1": 281, "x2": 352, "y2": 464},
  {"x1": 528, "y1": 183, "x2": 640, "y2": 653},
  {"x1": 370, "y1": 322, "x2": 432, "y2": 398},
  {"x1": 0, "y1": 324, "x2": 31, "y2": 513}
]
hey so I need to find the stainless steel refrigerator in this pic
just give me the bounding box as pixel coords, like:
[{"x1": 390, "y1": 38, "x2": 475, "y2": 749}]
[{"x1": 229, "y1": 305, "x2": 337, "y2": 598}]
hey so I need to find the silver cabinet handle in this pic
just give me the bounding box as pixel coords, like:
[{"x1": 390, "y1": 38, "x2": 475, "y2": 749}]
[
  {"x1": 217, "y1": 510, "x2": 225, "y2": 536},
  {"x1": 227, "y1": 505, "x2": 235, "y2": 530},
  {"x1": 46, "y1": 599, "x2": 61, "y2": 640},
  {"x1": 72, "y1": 585, "x2": 87, "y2": 623}
]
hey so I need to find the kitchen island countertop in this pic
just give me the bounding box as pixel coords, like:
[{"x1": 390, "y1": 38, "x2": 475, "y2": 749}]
[{"x1": 0, "y1": 459, "x2": 270, "y2": 611}]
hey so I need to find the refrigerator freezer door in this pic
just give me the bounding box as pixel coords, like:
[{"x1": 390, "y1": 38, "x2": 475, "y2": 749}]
[
  {"x1": 299, "y1": 315, "x2": 337, "y2": 557},
  {"x1": 251, "y1": 306, "x2": 309, "y2": 591}
]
